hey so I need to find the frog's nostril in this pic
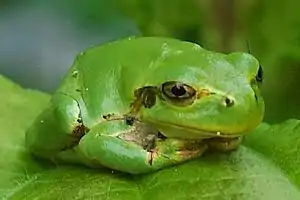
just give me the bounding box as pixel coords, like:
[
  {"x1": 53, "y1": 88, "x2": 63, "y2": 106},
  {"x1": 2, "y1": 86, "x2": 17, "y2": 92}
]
[{"x1": 224, "y1": 97, "x2": 234, "y2": 107}]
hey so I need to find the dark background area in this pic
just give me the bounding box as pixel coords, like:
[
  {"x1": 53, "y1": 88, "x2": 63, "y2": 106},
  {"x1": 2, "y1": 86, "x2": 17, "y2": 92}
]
[{"x1": 1, "y1": 0, "x2": 300, "y2": 124}]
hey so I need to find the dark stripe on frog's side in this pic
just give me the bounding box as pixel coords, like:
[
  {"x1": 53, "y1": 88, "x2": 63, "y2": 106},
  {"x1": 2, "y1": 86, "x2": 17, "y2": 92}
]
[{"x1": 72, "y1": 117, "x2": 89, "y2": 140}]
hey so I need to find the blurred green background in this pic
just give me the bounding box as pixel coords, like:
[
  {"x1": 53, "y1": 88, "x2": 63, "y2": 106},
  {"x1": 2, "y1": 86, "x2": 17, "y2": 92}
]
[{"x1": 0, "y1": 0, "x2": 299, "y2": 124}]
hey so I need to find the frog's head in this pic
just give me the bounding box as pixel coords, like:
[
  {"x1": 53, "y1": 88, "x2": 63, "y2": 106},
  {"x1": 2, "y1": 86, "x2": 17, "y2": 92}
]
[{"x1": 135, "y1": 42, "x2": 265, "y2": 139}]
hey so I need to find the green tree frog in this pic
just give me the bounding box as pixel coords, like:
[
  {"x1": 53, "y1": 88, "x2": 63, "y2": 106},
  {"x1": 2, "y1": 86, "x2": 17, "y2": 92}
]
[{"x1": 25, "y1": 36, "x2": 265, "y2": 174}]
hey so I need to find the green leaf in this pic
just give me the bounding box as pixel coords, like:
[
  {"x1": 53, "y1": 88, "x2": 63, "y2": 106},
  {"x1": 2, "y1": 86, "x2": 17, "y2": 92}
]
[
  {"x1": 1, "y1": 74, "x2": 300, "y2": 200},
  {"x1": 0, "y1": 75, "x2": 51, "y2": 198},
  {"x1": 244, "y1": 120, "x2": 300, "y2": 187}
]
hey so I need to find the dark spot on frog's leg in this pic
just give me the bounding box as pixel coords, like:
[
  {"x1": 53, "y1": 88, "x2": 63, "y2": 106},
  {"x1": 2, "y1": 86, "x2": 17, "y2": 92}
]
[
  {"x1": 61, "y1": 123, "x2": 89, "y2": 151},
  {"x1": 63, "y1": 114, "x2": 89, "y2": 150},
  {"x1": 76, "y1": 89, "x2": 81, "y2": 92},
  {"x1": 72, "y1": 124, "x2": 89, "y2": 141}
]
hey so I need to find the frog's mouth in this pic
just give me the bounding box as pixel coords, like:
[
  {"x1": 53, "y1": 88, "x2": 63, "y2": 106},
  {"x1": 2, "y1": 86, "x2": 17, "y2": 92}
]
[{"x1": 152, "y1": 121, "x2": 245, "y2": 139}]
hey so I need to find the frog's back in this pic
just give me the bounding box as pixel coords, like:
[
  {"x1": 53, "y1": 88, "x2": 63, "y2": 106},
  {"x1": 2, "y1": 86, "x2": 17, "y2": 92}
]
[
  {"x1": 55, "y1": 37, "x2": 205, "y2": 126},
  {"x1": 57, "y1": 37, "x2": 194, "y2": 90},
  {"x1": 77, "y1": 36, "x2": 204, "y2": 74}
]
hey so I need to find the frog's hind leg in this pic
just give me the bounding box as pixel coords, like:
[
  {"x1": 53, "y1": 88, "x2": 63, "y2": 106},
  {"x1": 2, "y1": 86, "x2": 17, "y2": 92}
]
[
  {"x1": 75, "y1": 120, "x2": 208, "y2": 174},
  {"x1": 25, "y1": 93, "x2": 88, "y2": 161}
]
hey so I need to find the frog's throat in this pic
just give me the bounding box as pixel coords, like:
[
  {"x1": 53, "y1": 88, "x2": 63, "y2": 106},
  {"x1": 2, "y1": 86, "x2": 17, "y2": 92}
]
[{"x1": 150, "y1": 121, "x2": 246, "y2": 139}]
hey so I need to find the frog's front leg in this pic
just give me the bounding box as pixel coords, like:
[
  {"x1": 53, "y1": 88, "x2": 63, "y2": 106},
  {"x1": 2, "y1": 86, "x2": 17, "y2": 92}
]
[
  {"x1": 205, "y1": 136, "x2": 243, "y2": 152},
  {"x1": 75, "y1": 120, "x2": 208, "y2": 174}
]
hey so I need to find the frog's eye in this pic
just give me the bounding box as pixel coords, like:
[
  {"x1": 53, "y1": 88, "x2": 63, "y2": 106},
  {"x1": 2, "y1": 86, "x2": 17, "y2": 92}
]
[
  {"x1": 255, "y1": 65, "x2": 263, "y2": 83},
  {"x1": 161, "y1": 81, "x2": 196, "y2": 103}
]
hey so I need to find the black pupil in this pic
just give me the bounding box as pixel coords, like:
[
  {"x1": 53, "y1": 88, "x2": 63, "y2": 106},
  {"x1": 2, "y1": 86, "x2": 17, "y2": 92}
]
[{"x1": 171, "y1": 85, "x2": 186, "y2": 97}]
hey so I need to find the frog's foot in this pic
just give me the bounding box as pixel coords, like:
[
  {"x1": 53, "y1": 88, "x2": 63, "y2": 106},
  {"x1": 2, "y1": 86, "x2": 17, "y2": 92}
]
[
  {"x1": 144, "y1": 137, "x2": 208, "y2": 169},
  {"x1": 155, "y1": 138, "x2": 208, "y2": 162},
  {"x1": 118, "y1": 123, "x2": 207, "y2": 168},
  {"x1": 145, "y1": 133, "x2": 209, "y2": 166},
  {"x1": 205, "y1": 136, "x2": 243, "y2": 152},
  {"x1": 73, "y1": 120, "x2": 207, "y2": 174},
  {"x1": 119, "y1": 127, "x2": 164, "y2": 166}
]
